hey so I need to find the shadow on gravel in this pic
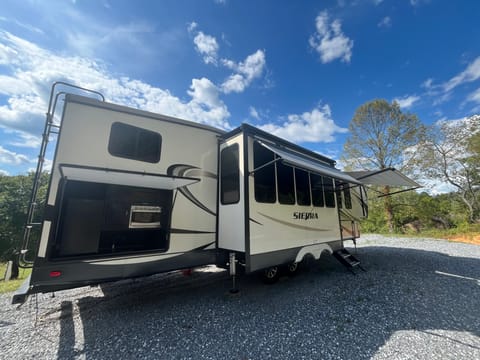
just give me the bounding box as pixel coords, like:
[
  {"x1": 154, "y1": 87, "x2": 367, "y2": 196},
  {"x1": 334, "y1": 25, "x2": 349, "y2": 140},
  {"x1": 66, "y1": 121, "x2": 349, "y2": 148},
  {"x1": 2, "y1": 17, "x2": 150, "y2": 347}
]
[
  {"x1": 57, "y1": 301, "x2": 76, "y2": 360},
  {"x1": 57, "y1": 246, "x2": 479, "y2": 359}
]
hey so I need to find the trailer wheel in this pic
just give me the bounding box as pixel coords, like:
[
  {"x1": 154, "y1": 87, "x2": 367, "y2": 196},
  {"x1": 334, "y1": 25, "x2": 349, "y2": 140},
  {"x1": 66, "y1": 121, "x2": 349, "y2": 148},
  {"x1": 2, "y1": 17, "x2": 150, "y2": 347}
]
[
  {"x1": 262, "y1": 266, "x2": 280, "y2": 284},
  {"x1": 285, "y1": 262, "x2": 299, "y2": 276}
]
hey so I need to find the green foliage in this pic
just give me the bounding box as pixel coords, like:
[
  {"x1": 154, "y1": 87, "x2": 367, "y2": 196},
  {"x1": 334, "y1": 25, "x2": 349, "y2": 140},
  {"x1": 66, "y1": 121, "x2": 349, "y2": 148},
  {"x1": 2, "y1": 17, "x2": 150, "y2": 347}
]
[
  {"x1": 343, "y1": 99, "x2": 426, "y2": 232},
  {"x1": 343, "y1": 99, "x2": 426, "y2": 171},
  {"x1": 360, "y1": 190, "x2": 473, "y2": 234},
  {"x1": 0, "y1": 173, "x2": 49, "y2": 261},
  {"x1": 0, "y1": 263, "x2": 32, "y2": 294},
  {"x1": 414, "y1": 115, "x2": 480, "y2": 223},
  {"x1": 468, "y1": 131, "x2": 480, "y2": 155},
  {"x1": 360, "y1": 191, "x2": 389, "y2": 233}
]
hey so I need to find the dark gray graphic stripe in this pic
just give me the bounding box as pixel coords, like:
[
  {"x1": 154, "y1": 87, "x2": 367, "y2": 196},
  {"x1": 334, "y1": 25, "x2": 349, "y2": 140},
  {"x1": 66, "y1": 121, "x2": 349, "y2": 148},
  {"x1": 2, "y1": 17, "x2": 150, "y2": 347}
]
[
  {"x1": 167, "y1": 164, "x2": 217, "y2": 216},
  {"x1": 249, "y1": 218, "x2": 263, "y2": 226}
]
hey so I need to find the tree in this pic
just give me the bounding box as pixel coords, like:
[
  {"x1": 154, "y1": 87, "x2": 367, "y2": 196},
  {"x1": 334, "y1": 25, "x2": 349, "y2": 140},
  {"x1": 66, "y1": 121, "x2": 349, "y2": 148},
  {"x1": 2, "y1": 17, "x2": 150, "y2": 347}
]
[
  {"x1": 0, "y1": 173, "x2": 49, "y2": 261},
  {"x1": 342, "y1": 99, "x2": 425, "y2": 232},
  {"x1": 467, "y1": 130, "x2": 480, "y2": 186},
  {"x1": 361, "y1": 189, "x2": 470, "y2": 233},
  {"x1": 416, "y1": 115, "x2": 480, "y2": 223}
]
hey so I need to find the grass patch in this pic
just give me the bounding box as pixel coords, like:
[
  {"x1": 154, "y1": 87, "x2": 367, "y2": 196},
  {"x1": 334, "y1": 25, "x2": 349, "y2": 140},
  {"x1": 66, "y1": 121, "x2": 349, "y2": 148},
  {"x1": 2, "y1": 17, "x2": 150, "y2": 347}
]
[{"x1": 0, "y1": 263, "x2": 32, "y2": 294}]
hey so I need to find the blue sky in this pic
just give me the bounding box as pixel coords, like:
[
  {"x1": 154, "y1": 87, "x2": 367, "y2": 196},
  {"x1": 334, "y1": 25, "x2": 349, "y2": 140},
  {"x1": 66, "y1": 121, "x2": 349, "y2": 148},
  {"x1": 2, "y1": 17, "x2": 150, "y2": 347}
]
[{"x1": 1, "y1": 0, "x2": 480, "y2": 177}]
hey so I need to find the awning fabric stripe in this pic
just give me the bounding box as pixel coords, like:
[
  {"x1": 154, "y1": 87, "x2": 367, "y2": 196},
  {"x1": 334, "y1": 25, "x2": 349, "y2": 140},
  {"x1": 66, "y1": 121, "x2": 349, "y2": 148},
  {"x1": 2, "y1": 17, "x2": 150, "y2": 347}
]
[
  {"x1": 59, "y1": 164, "x2": 199, "y2": 190},
  {"x1": 346, "y1": 168, "x2": 421, "y2": 188},
  {"x1": 257, "y1": 141, "x2": 362, "y2": 185}
]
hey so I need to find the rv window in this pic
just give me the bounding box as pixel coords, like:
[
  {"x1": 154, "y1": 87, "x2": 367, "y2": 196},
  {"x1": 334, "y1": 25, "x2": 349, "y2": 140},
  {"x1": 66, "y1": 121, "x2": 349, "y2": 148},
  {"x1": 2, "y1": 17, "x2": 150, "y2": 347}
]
[
  {"x1": 344, "y1": 186, "x2": 352, "y2": 209},
  {"x1": 335, "y1": 180, "x2": 343, "y2": 209},
  {"x1": 324, "y1": 176, "x2": 336, "y2": 208},
  {"x1": 254, "y1": 142, "x2": 276, "y2": 203},
  {"x1": 277, "y1": 162, "x2": 295, "y2": 205},
  {"x1": 108, "y1": 122, "x2": 161, "y2": 163},
  {"x1": 220, "y1": 144, "x2": 240, "y2": 205},
  {"x1": 295, "y1": 168, "x2": 311, "y2": 206},
  {"x1": 310, "y1": 173, "x2": 324, "y2": 207}
]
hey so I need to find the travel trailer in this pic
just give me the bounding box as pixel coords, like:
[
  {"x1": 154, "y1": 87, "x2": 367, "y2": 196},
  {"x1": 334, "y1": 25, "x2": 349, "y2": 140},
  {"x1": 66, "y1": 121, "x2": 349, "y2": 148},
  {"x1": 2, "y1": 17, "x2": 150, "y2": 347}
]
[{"x1": 12, "y1": 83, "x2": 419, "y2": 303}]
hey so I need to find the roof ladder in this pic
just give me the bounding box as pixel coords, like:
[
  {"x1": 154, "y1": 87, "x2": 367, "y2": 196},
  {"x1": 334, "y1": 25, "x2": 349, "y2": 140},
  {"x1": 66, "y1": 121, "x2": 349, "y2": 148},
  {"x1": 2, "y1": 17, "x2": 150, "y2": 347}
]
[{"x1": 19, "y1": 82, "x2": 105, "y2": 267}]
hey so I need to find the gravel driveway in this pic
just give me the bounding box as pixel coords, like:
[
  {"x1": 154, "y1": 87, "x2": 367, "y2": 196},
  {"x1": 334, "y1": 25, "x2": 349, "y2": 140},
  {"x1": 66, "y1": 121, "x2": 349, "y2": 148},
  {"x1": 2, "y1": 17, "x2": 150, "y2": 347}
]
[{"x1": 1, "y1": 235, "x2": 479, "y2": 360}]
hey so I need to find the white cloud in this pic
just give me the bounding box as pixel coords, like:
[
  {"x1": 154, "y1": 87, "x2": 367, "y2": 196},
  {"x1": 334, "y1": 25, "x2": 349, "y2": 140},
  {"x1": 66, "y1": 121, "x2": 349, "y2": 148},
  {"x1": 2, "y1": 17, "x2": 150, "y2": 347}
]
[
  {"x1": 422, "y1": 56, "x2": 480, "y2": 107},
  {"x1": 221, "y1": 49, "x2": 266, "y2": 93},
  {"x1": 410, "y1": 0, "x2": 431, "y2": 7},
  {"x1": 0, "y1": 16, "x2": 44, "y2": 35},
  {"x1": 221, "y1": 74, "x2": 245, "y2": 93},
  {"x1": 260, "y1": 104, "x2": 348, "y2": 143},
  {"x1": 193, "y1": 31, "x2": 219, "y2": 65},
  {"x1": 443, "y1": 56, "x2": 480, "y2": 92},
  {"x1": 309, "y1": 10, "x2": 353, "y2": 64},
  {"x1": 421, "y1": 78, "x2": 434, "y2": 89},
  {"x1": 0, "y1": 169, "x2": 9, "y2": 176},
  {"x1": 0, "y1": 145, "x2": 31, "y2": 165},
  {"x1": 4, "y1": 2, "x2": 176, "y2": 72},
  {"x1": 249, "y1": 106, "x2": 260, "y2": 120},
  {"x1": 393, "y1": 95, "x2": 420, "y2": 109},
  {"x1": 378, "y1": 16, "x2": 392, "y2": 28},
  {"x1": 0, "y1": 30, "x2": 232, "y2": 136},
  {"x1": 187, "y1": 24, "x2": 266, "y2": 94},
  {"x1": 65, "y1": 20, "x2": 157, "y2": 61},
  {"x1": 466, "y1": 87, "x2": 480, "y2": 104},
  {"x1": 7, "y1": 131, "x2": 42, "y2": 148},
  {"x1": 187, "y1": 22, "x2": 198, "y2": 33}
]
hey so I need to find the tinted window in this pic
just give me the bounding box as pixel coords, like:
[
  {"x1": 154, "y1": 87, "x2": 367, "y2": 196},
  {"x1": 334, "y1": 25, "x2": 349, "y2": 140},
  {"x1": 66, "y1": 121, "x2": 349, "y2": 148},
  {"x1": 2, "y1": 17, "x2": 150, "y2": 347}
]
[
  {"x1": 277, "y1": 162, "x2": 295, "y2": 205},
  {"x1": 220, "y1": 144, "x2": 240, "y2": 205},
  {"x1": 295, "y1": 168, "x2": 311, "y2": 206},
  {"x1": 254, "y1": 142, "x2": 276, "y2": 203},
  {"x1": 335, "y1": 181, "x2": 343, "y2": 209},
  {"x1": 324, "y1": 176, "x2": 336, "y2": 208},
  {"x1": 344, "y1": 185, "x2": 352, "y2": 209},
  {"x1": 108, "y1": 122, "x2": 161, "y2": 163},
  {"x1": 311, "y1": 173, "x2": 324, "y2": 207}
]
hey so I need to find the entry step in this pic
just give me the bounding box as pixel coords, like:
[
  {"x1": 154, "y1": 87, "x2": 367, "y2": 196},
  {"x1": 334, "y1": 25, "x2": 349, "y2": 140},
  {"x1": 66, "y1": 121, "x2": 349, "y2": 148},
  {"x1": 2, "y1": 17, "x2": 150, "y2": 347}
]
[{"x1": 333, "y1": 248, "x2": 366, "y2": 274}]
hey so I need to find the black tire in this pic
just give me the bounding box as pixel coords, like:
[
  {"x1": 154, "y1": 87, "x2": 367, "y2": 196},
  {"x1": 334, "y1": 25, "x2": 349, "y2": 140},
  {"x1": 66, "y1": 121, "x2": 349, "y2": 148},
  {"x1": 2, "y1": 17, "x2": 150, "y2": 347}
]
[
  {"x1": 261, "y1": 266, "x2": 280, "y2": 284},
  {"x1": 284, "y1": 262, "x2": 299, "y2": 276}
]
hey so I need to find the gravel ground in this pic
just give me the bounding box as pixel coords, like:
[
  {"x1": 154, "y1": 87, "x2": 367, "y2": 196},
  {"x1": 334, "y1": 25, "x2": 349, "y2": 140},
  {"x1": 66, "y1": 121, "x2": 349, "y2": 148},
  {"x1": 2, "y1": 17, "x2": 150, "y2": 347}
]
[{"x1": 1, "y1": 235, "x2": 479, "y2": 360}]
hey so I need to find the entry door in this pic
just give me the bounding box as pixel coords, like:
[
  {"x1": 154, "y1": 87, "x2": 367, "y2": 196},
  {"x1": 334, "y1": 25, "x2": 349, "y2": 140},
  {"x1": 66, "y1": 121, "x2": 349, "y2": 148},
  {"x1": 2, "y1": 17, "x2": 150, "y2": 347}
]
[{"x1": 218, "y1": 136, "x2": 245, "y2": 252}]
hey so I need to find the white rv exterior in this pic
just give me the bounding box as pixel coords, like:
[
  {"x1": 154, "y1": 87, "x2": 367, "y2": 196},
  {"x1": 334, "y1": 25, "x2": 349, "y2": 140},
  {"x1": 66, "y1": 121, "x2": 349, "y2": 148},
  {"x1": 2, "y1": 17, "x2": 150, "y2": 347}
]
[
  {"x1": 17, "y1": 84, "x2": 419, "y2": 303},
  {"x1": 28, "y1": 94, "x2": 223, "y2": 293},
  {"x1": 217, "y1": 126, "x2": 366, "y2": 274}
]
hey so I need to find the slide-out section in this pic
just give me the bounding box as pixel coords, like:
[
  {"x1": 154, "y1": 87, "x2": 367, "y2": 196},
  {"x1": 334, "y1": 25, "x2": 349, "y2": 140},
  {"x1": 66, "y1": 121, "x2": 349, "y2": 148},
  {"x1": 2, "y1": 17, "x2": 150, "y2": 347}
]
[{"x1": 52, "y1": 179, "x2": 173, "y2": 259}]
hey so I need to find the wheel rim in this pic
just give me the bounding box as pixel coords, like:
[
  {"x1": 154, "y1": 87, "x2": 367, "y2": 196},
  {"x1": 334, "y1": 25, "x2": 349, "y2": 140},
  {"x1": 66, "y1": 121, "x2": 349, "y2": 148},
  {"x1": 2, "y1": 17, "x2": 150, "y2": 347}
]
[
  {"x1": 288, "y1": 262, "x2": 298, "y2": 272},
  {"x1": 265, "y1": 266, "x2": 278, "y2": 278}
]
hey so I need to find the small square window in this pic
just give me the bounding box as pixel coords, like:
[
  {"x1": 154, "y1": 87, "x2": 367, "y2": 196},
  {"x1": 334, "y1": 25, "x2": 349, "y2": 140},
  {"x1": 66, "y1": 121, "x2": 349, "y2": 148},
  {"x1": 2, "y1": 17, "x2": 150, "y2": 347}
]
[{"x1": 108, "y1": 122, "x2": 161, "y2": 163}]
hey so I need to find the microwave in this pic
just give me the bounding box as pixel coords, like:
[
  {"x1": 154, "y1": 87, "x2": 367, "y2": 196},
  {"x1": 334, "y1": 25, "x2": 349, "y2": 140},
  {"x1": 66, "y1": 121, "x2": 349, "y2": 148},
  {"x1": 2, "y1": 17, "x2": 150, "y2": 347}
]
[{"x1": 129, "y1": 205, "x2": 162, "y2": 229}]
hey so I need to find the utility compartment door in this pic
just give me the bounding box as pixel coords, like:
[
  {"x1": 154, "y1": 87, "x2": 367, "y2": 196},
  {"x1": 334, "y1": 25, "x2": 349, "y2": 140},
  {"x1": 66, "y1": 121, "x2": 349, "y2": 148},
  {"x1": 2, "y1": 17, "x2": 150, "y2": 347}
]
[{"x1": 217, "y1": 136, "x2": 245, "y2": 252}]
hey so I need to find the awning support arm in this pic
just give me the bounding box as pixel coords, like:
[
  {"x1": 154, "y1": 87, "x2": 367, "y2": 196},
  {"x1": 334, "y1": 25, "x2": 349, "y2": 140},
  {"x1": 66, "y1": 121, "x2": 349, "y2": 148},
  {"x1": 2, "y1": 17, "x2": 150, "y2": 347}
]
[
  {"x1": 249, "y1": 158, "x2": 281, "y2": 176},
  {"x1": 377, "y1": 186, "x2": 421, "y2": 198}
]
